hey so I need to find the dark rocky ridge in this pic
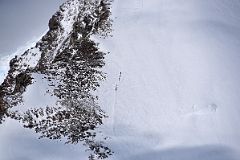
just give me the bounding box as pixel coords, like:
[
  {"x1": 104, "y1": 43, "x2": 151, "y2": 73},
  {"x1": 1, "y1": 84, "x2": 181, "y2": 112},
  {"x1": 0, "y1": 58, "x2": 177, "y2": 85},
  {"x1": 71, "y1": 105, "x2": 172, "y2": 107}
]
[{"x1": 0, "y1": 0, "x2": 113, "y2": 159}]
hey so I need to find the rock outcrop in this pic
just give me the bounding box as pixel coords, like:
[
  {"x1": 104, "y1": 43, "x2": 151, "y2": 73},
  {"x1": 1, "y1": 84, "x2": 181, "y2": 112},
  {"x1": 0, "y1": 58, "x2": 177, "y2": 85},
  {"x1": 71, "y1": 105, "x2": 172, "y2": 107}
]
[{"x1": 0, "y1": 0, "x2": 113, "y2": 159}]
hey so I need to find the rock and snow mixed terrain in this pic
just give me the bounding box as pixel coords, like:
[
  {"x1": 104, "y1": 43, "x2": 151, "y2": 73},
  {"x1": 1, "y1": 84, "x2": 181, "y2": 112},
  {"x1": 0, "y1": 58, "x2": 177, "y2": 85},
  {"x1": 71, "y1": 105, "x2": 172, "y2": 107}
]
[
  {"x1": 1, "y1": 0, "x2": 240, "y2": 160},
  {"x1": 1, "y1": 0, "x2": 113, "y2": 159}
]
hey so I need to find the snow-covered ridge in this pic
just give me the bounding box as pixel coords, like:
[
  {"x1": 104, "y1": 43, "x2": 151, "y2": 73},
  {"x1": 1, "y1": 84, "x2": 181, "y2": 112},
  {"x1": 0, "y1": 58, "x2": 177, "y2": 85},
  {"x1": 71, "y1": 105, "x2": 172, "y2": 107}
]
[
  {"x1": 1, "y1": 0, "x2": 240, "y2": 160},
  {"x1": 0, "y1": 0, "x2": 113, "y2": 159},
  {"x1": 16, "y1": 0, "x2": 80, "y2": 71}
]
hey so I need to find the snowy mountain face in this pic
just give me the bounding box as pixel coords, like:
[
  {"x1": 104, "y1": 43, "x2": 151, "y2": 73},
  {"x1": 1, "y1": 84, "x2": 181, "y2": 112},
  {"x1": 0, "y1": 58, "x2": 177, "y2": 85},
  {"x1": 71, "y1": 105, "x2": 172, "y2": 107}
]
[
  {"x1": 99, "y1": 0, "x2": 240, "y2": 159},
  {"x1": 1, "y1": 0, "x2": 240, "y2": 160},
  {"x1": 0, "y1": 0, "x2": 113, "y2": 159}
]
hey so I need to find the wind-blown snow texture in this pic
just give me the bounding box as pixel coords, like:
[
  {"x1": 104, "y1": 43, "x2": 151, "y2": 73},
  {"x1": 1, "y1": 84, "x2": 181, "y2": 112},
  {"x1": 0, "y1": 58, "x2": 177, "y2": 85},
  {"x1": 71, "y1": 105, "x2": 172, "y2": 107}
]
[{"x1": 1, "y1": 0, "x2": 240, "y2": 160}]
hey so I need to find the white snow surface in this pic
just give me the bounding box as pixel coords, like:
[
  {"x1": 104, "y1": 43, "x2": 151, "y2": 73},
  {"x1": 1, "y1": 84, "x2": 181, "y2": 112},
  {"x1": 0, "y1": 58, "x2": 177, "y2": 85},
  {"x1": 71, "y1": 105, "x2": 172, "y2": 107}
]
[
  {"x1": 1, "y1": 0, "x2": 240, "y2": 160},
  {"x1": 98, "y1": 0, "x2": 240, "y2": 159}
]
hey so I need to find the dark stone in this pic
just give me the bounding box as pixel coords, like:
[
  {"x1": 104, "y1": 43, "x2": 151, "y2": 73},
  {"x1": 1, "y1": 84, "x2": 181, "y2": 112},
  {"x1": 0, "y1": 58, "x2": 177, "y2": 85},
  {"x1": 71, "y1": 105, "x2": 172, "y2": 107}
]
[
  {"x1": 14, "y1": 73, "x2": 32, "y2": 93},
  {"x1": 49, "y1": 15, "x2": 60, "y2": 30}
]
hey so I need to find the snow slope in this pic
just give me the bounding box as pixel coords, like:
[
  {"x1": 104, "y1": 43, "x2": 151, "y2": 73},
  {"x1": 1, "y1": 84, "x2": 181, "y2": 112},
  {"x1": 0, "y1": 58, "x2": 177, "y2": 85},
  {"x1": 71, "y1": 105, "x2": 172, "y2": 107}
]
[
  {"x1": 1, "y1": 0, "x2": 240, "y2": 160},
  {"x1": 98, "y1": 0, "x2": 240, "y2": 159}
]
